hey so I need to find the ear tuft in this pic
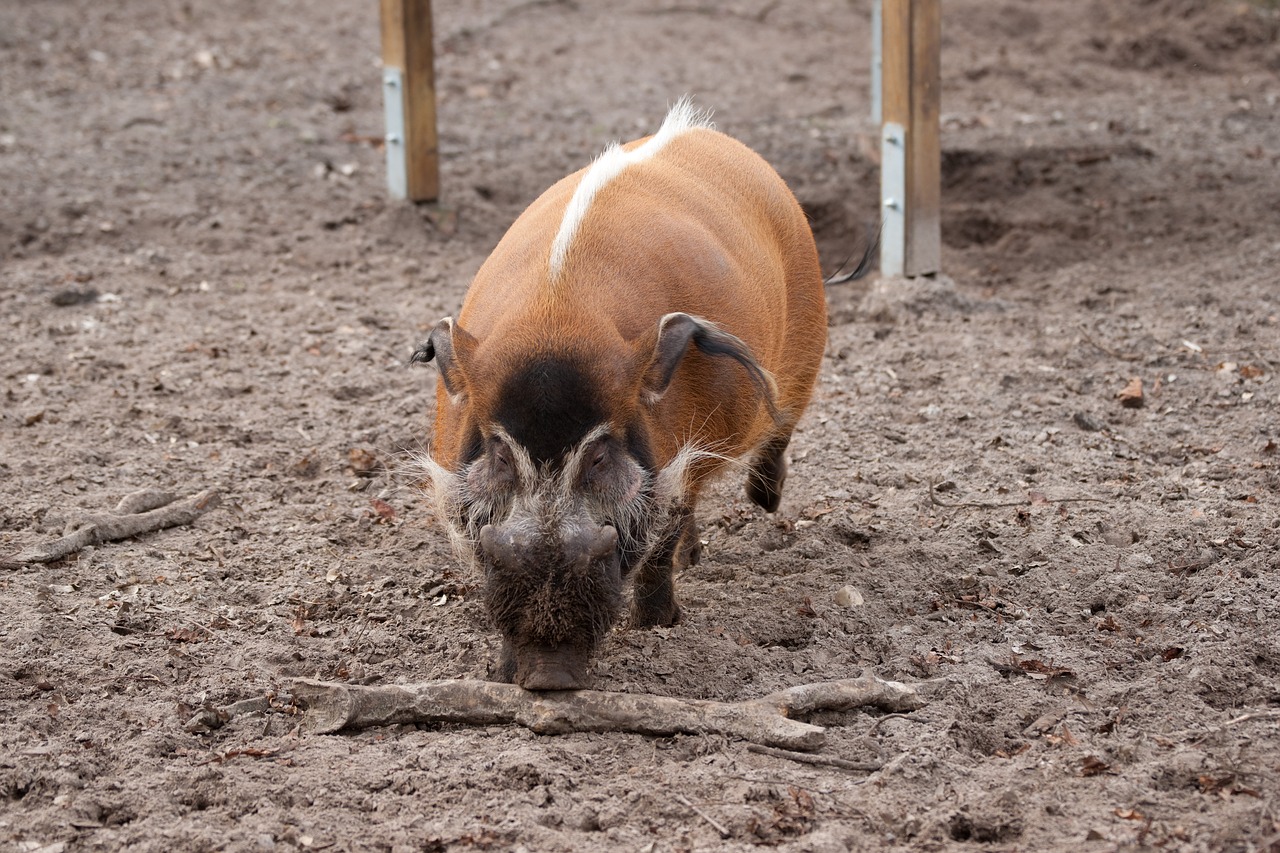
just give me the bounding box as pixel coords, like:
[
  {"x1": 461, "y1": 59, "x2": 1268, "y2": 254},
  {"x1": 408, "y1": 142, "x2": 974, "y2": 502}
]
[
  {"x1": 412, "y1": 317, "x2": 476, "y2": 398},
  {"x1": 409, "y1": 340, "x2": 435, "y2": 365}
]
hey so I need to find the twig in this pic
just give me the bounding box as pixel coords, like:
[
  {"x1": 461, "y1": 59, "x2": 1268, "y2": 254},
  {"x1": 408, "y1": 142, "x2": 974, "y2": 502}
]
[
  {"x1": 194, "y1": 745, "x2": 284, "y2": 766},
  {"x1": 675, "y1": 793, "x2": 731, "y2": 839},
  {"x1": 185, "y1": 696, "x2": 278, "y2": 733},
  {"x1": 746, "y1": 743, "x2": 881, "y2": 773},
  {"x1": 928, "y1": 480, "x2": 1105, "y2": 511},
  {"x1": 2, "y1": 489, "x2": 221, "y2": 568},
  {"x1": 1225, "y1": 710, "x2": 1280, "y2": 726},
  {"x1": 947, "y1": 593, "x2": 1029, "y2": 616},
  {"x1": 275, "y1": 672, "x2": 924, "y2": 752},
  {"x1": 1190, "y1": 709, "x2": 1280, "y2": 746},
  {"x1": 720, "y1": 773, "x2": 847, "y2": 794},
  {"x1": 1078, "y1": 325, "x2": 1140, "y2": 360},
  {"x1": 866, "y1": 712, "x2": 927, "y2": 736}
]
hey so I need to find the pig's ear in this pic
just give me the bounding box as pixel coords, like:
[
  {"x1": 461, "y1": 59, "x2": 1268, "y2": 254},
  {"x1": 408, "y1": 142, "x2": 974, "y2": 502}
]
[
  {"x1": 639, "y1": 312, "x2": 779, "y2": 418},
  {"x1": 410, "y1": 317, "x2": 477, "y2": 401}
]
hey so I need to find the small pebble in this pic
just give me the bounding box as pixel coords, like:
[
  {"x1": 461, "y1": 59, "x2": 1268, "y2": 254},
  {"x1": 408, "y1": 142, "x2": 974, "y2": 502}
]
[
  {"x1": 50, "y1": 288, "x2": 100, "y2": 306},
  {"x1": 835, "y1": 585, "x2": 864, "y2": 607}
]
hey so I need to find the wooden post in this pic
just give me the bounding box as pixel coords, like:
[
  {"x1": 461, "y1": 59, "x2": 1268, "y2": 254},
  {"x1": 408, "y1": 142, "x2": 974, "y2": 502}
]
[
  {"x1": 880, "y1": 0, "x2": 940, "y2": 277},
  {"x1": 870, "y1": 0, "x2": 882, "y2": 124},
  {"x1": 380, "y1": 0, "x2": 439, "y2": 201}
]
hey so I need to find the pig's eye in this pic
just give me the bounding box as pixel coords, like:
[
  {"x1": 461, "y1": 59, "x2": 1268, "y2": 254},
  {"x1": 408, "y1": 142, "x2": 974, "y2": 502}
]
[
  {"x1": 489, "y1": 439, "x2": 516, "y2": 485},
  {"x1": 581, "y1": 440, "x2": 611, "y2": 487}
]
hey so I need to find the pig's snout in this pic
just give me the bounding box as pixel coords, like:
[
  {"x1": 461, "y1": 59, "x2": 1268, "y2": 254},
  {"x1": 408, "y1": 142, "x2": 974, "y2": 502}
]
[{"x1": 478, "y1": 521, "x2": 620, "y2": 691}]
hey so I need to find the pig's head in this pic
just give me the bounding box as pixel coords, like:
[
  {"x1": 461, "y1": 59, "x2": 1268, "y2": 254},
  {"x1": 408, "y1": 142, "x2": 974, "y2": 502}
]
[{"x1": 411, "y1": 312, "x2": 776, "y2": 690}]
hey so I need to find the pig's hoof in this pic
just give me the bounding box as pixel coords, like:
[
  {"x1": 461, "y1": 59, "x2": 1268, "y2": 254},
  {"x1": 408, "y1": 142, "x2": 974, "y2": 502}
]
[
  {"x1": 516, "y1": 651, "x2": 590, "y2": 691},
  {"x1": 518, "y1": 667, "x2": 589, "y2": 691},
  {"x1": 632, "y1": 600, "x2": 682, "y2": 628}
]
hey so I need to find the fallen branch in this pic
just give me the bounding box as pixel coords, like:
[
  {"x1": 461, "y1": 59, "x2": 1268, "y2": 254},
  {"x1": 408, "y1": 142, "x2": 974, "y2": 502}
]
[
  {"x1": 286, "y1": 671, "x2": 923, "y2": 752},
  {"x1": 1, "y1": 488, "x2": 221, "y2": 568}
]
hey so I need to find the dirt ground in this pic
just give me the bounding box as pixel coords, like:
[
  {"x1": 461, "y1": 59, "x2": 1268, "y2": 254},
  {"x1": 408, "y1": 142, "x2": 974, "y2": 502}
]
[{"x1": 3, "y1": 0, "x2": 1280, "y2": 850}]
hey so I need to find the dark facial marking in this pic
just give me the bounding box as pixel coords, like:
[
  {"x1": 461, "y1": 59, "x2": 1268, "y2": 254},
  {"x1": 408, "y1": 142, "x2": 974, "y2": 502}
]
[
  {"x1": 624, "y1": 419, "x2": 654, "y2": 475},
  {"x1": 494, "y1": 354, "x2": 607, "y2": 466}
]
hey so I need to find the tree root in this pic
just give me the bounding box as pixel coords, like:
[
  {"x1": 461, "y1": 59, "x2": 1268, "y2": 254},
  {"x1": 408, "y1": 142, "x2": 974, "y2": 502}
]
[
  {"x1": 1, "y1": 488, "x2": 221, "y2": 568},
  {"x1": 285, "y1": 671, "x2": 923, "y2": 751}
]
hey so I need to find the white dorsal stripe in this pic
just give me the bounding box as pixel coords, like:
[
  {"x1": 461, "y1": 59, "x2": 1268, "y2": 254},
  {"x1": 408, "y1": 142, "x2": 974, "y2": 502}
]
[{"x1": 548, "y1": 97, "x2": 715, "y2": 281}]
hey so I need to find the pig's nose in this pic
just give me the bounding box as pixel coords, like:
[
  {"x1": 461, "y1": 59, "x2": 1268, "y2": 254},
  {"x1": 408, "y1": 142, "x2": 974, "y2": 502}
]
[
  {"x1": 478, "y1": 524, "x2": 532, "y2": 568},
  {"x1": 566, "y1": 524, "x2": 618, "y2": 567},
  {"x1": 479, "y1": 523, "x2": 618, "y2": 569}
]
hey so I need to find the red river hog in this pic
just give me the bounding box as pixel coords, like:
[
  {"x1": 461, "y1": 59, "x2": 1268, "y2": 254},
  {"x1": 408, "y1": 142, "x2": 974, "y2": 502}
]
[{"x1": 412, "y1": 100, "x2": 828, "y2": 689}]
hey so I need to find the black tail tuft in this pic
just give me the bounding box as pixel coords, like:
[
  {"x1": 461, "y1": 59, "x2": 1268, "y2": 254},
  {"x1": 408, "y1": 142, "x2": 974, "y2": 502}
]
[{"x1": 824, "y1": 222, "x2": 882, "y2": 286}]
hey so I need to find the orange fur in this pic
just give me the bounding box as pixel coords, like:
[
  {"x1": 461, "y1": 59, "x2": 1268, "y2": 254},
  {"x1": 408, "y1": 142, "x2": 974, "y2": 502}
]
[{"x1": 431, "y1": 125, "x2": 825, "y2": 500}]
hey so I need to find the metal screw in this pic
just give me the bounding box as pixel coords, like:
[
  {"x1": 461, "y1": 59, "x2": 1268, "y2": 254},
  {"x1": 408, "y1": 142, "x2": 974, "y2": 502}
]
[
  {"x1": 385, "y1": 134, "x2": 401, "y2": 145},
  {"x1": 884, "y1": 197, "x2": 900, "y2": 210},
  {"x1": 885, "y1": 131, "x2": 902, "y2": 146},
  {"x1": 384, "y1": 76, "x2": 399, "y2": 88}
]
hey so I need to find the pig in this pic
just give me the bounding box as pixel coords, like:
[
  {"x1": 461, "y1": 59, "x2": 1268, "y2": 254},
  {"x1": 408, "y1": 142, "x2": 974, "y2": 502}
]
[{"x1": 412, "y1": 99, "x2": 827, "y2": 690}]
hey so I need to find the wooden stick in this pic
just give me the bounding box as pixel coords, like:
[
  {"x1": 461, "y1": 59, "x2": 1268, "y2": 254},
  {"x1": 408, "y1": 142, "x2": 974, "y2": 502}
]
[
  {"x1": 1, "y1": 489, "x2": 221, "y2": 568},
  {"x1": 674, "y1": 794, "x2": 731, "y2": 839},
  {"x1": 287, "y1": 672, "x2": 923, "y2": 752}
]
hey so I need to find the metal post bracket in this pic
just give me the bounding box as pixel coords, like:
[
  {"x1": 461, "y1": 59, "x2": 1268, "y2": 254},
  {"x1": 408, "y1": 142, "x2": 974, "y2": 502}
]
[
  {"x1": 880, "y1": 121, "x2": 906, "y2": 278},
  {"x1": 382, "y1": 67, "x2": 407, "y2": 199}
]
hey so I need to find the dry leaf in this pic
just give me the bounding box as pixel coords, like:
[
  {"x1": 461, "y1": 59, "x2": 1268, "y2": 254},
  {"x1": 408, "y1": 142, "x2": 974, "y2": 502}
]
[
  {"x1": 347, "y1": 447, "x2": 380, "y2": 477},
  {"x1": 1097, "y1": 615, "x2": 1122, "y2": 632},
  {"x1": 1117, "y1": 377, "x2": 1144, "y2": 408},
  {"x1": 1080, "y1": 755, "x2": 1111, "y2": 776},
  {"x1": 1017, "y1": 658, "x2": 1077, "y2": 680},
  {"x1": 370, "y1": 499, "x2": 396, "y2": 522}
]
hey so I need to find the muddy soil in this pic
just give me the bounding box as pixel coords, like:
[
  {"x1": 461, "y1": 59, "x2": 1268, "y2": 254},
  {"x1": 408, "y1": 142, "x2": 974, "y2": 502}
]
[{"x1": 3, "y1": 0, "x2": 1280, "y2": 850}]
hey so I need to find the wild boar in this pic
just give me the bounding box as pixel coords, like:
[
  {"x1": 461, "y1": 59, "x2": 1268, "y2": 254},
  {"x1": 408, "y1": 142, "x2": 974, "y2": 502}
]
[{"x1": 413, "y1": 99, "x2": 827, "y2": 689}]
